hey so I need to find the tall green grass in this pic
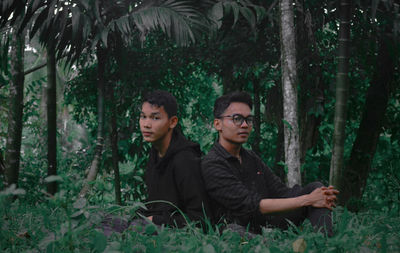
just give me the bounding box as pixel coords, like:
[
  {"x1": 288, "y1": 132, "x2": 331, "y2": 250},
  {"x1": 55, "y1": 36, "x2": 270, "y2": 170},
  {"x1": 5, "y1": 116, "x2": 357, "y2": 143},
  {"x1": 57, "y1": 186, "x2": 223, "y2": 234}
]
[{"x1": 1, "y1": 189, "x2": 399, "y2": 252}]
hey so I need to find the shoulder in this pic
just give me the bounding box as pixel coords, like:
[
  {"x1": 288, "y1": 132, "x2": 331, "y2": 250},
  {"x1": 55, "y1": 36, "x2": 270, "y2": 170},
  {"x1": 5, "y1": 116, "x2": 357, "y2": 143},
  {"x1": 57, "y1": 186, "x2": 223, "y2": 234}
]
[
  {"x1": 171, "y1": 147, "x2": 201, "y2": 170},
  {"x1": 202, "y1": 147, "x2": 225, "y2": 166},
  {"x1": 243, "y1": 148, "x2": 265, "y2": 165}
]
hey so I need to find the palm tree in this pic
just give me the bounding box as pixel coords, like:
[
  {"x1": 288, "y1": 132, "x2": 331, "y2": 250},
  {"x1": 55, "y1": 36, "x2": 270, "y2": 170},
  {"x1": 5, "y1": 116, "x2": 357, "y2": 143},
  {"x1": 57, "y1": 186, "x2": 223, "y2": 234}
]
[{"x1": 4, "y1": 21, "x2": 26, "y2": 189}]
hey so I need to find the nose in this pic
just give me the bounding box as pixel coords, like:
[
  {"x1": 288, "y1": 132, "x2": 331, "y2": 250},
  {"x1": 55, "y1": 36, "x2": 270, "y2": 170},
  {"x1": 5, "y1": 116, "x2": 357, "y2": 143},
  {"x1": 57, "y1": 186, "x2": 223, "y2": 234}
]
[
  {"x1": 240, "y1": 120, "x2": 249, "y2": 128},
  {"x1": 141, "y1": 118, "x2": 151, "y2": 128}
]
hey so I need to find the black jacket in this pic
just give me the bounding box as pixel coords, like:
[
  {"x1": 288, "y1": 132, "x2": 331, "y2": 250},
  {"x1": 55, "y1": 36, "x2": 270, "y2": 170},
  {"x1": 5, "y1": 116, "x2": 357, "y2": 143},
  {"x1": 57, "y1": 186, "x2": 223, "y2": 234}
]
[{"x1": 143, "y1": 129, "x2": 211, "y2": 227}]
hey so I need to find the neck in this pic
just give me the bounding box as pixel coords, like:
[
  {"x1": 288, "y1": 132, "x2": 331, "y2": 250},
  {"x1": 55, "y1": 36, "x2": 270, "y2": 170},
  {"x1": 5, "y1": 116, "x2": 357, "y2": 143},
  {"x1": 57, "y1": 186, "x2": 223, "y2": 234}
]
[
  {"x1": 218, "y1": 137, "x2": 241, "y2": 159},
  {"x1": 153, "y1": 129, "x2": 173, "y2": 157}
]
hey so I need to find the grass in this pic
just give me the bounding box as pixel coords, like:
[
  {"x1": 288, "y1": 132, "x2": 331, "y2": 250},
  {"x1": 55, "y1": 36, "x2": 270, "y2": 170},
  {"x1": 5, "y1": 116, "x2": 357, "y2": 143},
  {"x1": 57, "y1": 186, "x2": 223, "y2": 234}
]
[{"x1": 1, "y1": 189, "x2": 399, "y2": 253}]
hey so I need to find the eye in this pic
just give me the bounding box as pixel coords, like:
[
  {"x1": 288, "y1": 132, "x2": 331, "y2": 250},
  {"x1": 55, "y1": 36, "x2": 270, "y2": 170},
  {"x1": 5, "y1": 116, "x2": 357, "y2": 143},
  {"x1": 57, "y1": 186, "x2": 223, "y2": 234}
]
[
  {"x1": 140, "y1": 114, "x2": 146, "y2": 119},
  {"x1": 233, "y1": 115, "x2": 243, "y2": 122}
]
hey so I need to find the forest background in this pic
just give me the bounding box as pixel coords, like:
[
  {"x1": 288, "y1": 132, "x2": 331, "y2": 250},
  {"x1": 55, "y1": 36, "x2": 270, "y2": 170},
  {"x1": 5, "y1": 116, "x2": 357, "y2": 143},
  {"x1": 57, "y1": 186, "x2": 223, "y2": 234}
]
[{"x1": 0, "y1": 0, "x2": 399, "y2": 252}]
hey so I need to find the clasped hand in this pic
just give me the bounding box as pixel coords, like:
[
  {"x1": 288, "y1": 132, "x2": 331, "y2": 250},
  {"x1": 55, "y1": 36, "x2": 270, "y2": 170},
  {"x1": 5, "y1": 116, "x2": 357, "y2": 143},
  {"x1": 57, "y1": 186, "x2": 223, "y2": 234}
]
[{"x1": 309, "y1": 186, "x2": 339, "y2": 210}]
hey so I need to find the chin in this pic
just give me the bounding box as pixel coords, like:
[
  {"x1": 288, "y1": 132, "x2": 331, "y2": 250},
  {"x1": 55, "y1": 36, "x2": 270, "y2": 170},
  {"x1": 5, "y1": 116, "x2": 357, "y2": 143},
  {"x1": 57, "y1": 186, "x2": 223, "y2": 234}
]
[
  {"x1": 232, "y1": 139, "x2": 248, "y2": 144},
  {"x1": 142, "y1": 136, "x2": 154, "y2": 143}
]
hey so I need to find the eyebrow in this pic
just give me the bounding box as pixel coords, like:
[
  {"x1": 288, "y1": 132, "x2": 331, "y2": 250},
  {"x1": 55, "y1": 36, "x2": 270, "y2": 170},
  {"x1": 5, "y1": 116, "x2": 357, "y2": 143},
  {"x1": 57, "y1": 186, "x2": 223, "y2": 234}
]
[{"x1": 140, "y1": 111, "x2": 161, "y2": 116}]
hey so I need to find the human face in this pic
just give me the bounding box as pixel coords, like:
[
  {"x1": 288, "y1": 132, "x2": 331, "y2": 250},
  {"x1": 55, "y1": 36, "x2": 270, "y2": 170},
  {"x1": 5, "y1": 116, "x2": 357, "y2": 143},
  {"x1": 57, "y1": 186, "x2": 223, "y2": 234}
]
[
  {"x1": 139, "y1": 102, "x2": 177, "y2": 144},
  {"x1": 214, "y1": 102, "x2": 252, "y2": 145}
]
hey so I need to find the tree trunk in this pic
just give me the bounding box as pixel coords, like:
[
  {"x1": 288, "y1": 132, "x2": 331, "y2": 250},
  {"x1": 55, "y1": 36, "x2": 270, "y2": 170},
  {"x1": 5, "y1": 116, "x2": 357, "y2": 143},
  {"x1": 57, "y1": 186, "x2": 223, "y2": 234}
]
[
  {"x1": 279, "y1": 0, "x2": 301, "y2": 187},
  {"x1": 252, "y1": 77, "x2": 261, "y2": 154},
  {"x1": 222, "y1": 65, "x2": 234, "y2": 93},
  {"x1": 4, "y1": 26, "x2": 25, "y2": 188},
  {"x1": 265, "y1": 80, "x2": 286, "y2": 182},
  {"x1": 274, "y1": 122, "x2": 286, "y2": 182},
  {"x1": 329, "y1": 0, "x2": 352, "y2": 188},
  {"x1": 296, "y1": 6, "x2": 325, "y2": 166},
  {"x1": 46, "y1": 43, "x2": 57, "y2": 195},
  {"x1": 80, "y1": 47, "x2": 106, "y2": 197},
  {"x1": 110, "y1": 86, "x2": 122, "y2": 205},
  {"x1": 339, "y1": 33, "x2": 395, "y2": 209},
  {"x1": 0, "y1": 150, "x2": 5, "y2": 176}
]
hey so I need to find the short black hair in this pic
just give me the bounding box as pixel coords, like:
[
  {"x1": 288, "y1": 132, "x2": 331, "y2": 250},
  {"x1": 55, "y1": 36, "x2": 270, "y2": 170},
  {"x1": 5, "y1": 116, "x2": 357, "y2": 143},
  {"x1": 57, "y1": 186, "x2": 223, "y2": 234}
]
[
  {"x1": 213, "y1": 91, "x2": 253, "y2": 118},
  {"x1": 142, "y1": 90, "x2": 178, "y2": 118}
]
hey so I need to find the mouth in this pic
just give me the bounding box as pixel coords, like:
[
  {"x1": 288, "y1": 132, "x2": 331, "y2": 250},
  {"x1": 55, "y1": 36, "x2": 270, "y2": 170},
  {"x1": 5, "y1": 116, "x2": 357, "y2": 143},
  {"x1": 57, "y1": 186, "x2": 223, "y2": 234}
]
[
  {"x1": 238, "y1": 132, "x2": 249, "y2": 137},
  {"x1": 142, "y1": 131, "x2": 153, "y2": 137}
]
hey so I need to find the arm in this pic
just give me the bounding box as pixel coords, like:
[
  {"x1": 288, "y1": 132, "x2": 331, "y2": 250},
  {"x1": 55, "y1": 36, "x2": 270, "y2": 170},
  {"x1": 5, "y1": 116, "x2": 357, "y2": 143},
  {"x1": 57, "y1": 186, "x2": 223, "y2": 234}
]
[
  {"x1": 202, "y1": 158, "x2": 262, "y2": 216},
  {"x1": 259, "y1": 186, "x2": 339, "y2": 214}
]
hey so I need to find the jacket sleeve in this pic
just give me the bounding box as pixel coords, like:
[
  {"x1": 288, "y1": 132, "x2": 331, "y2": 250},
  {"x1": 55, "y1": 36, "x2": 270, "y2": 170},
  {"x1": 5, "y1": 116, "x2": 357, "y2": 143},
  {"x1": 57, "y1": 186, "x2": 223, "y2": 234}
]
[
  {"x1": 201, "y1": 157, "x2": 263, "y2": 217},
  {"x1": 173, "y1": 150, "x2": 211, "y2": 224},
  {"x1": 153, "y1": 150, "x2": 210, "y2": 227}
]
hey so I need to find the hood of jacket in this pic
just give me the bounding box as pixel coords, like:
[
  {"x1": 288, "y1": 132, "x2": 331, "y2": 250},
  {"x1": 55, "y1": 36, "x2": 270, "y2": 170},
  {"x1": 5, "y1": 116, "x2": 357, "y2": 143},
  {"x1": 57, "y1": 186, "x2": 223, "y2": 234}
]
[{"x1": 148, "y1": 128, "x2": 201, "y2": 172}]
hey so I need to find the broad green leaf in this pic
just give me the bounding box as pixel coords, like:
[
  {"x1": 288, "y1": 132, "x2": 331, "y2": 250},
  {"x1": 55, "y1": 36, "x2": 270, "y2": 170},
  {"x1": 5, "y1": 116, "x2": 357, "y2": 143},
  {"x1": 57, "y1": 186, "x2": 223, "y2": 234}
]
[
  {"x1": 239, "y1": 6, "x2": 256, "y2": 29},
  {"x1": 211, "y1": 2, "x2": 223, "y2": 21},
  {"x1": 92, "y1": 231, "x2": 107, "y2": 253}
]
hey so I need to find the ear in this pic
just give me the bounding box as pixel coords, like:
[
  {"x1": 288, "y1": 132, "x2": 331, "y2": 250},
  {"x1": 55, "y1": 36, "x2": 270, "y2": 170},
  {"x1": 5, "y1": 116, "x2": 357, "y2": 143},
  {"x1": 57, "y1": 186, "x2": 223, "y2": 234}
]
[
  {"x1": 169, "y1": 116, "x2": 178, "y2": 129},
  {"x1": 214, "y1": 118, "x2": 222, "y2": 131}
]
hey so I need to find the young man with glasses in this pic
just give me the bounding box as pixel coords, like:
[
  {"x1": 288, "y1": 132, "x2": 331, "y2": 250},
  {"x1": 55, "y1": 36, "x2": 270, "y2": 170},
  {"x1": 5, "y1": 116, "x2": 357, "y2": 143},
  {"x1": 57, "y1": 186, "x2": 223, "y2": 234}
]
[{"x1": 202, "y1": 91, "x2": 338, "y2": 236}]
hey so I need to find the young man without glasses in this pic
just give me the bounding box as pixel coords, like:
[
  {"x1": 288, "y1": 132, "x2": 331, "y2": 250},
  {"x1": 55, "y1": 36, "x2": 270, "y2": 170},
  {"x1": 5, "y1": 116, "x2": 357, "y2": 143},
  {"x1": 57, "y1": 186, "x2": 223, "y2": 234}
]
[{"x1": 102, "y1": 90, "x2": 210, "y2": 235}]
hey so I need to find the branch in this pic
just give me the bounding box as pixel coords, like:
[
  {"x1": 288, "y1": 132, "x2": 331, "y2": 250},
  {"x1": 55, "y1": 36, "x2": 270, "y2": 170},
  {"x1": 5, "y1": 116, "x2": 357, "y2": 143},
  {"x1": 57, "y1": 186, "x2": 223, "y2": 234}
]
[{"x1": 24, "y1": 53, "x2": 68, "y2": 76}]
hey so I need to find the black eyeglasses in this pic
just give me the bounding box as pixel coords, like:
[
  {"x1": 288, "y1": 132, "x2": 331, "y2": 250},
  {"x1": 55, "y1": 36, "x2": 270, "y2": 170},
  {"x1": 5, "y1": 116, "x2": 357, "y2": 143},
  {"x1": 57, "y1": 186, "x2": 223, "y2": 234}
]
[{"x1": 219, "y1": 114, "x2": 254, "y2": 126}]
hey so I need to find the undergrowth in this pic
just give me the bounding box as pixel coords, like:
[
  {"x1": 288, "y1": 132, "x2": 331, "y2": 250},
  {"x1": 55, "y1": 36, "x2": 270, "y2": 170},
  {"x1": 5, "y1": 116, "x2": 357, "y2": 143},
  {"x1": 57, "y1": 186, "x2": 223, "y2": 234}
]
[{"x1": 1, "y1": 189, "x2": 399, "y2": 253}]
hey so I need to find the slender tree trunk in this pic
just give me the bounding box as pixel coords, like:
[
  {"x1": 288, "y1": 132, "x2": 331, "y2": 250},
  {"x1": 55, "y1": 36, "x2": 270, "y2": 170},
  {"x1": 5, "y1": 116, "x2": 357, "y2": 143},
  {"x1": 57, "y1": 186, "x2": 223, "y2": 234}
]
[
  {"x1": 252, "y1": 77, "x2": 261, "y2": 154},
  {"x1": 46, "y1": 44, "x2": 57, "y2": 195},
  {"x1": 0, "y1": 150, "x2": 5, "y2": 176},
  {"x1": 296, "y1": 6, "x2": 325, "y2": 166},
  {"x1": 80, "y1": 47, "x2": 106, "y2": 197},
  {"x1": 274, "y1": 122, "x2": 286, "y2": 182},
  {"x1": 279, "y1": 0, "x2": 301, "y2": 187},
  {"x1": 110, "y1": 86, "x2": 122, "y2": 205},
  {"x1": 222, "y1": 65, "x2": 234, "y2": 93},
  {"x1": 339, "y1": 33, "x2": 395, "y2": 209},
  {"x1": 4, "y1": 26, "x2": 25, "y2": 188},
  {"x1": 329, "y1": 0, "x2": 352, "y2": 188},
  {"x1": 265, "y1": 81, "x2": 286, "y2": 182}
]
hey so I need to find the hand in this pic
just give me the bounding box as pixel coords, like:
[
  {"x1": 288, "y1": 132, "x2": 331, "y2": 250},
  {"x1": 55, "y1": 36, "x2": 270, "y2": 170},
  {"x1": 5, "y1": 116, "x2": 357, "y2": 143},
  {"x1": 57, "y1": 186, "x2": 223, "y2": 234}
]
[
  {"x1": 308, "y1": 186, "x2": 339, "y2": 210},
  {"x1": 147, "y1": 216, "x2": 153, "y2": 221}
]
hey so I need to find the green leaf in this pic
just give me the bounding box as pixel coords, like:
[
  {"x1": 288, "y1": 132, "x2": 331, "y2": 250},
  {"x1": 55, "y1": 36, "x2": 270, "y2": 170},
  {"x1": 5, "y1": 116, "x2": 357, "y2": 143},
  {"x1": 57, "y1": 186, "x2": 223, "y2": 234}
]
[
  {"x1": 73, "y1": 197, "x2": 87, "y2": 209},
  {"x1": 224, "y1": 1, "x2": 240, "y2": 27},
  {"x1": 44, "y1": 175, "x2": 63, "y2": 183},
  {"x1": 100, "y1": 28, "x2": 108, "y2": 48},
  {"x1": 144, "y1": 223, "x2": 157, "y2": 235},
  {"x1": 92, "y1": 231, "x2": 107, "y2": 253},
  {"x1": 239, "y1": 6, "x2": 256, "y2": 29},
  {"x1": 203, "y1": 244, "x2": 216, "y2": 253},
  {"x1": 211, "y1": 2, "x2": 223, "y2": 21},
  {"x1": 292, "y1": 238, "x2": 307, "y2": 253},
  {"x1": 282, "y1": 119, "x2": 293, "y2": 130},
  {"x1": 70, "y1": 210, "x2": 84, "y2": 218}
]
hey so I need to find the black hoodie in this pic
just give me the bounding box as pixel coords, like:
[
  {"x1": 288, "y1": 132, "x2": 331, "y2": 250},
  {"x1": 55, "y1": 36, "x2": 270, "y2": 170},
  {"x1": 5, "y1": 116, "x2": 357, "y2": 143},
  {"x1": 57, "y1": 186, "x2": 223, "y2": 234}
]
[{"x1": 143, "y1": 129, "x2": 211, "y2": 227}]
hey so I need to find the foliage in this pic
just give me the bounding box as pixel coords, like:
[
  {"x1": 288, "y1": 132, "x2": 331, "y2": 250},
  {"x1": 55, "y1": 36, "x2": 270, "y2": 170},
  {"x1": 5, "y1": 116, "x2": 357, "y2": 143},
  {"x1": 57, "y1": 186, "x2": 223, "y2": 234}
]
[{"x1": 2, "y1": 188, "x2": 400, "y2": 252}]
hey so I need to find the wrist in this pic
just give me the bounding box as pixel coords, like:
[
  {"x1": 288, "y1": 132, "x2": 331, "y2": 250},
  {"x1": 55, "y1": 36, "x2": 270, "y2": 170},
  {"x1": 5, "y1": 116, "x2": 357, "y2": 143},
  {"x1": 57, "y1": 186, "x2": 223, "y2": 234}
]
[{"x1": 299, "y1": 194, "x2": 311, "y2": 207}]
